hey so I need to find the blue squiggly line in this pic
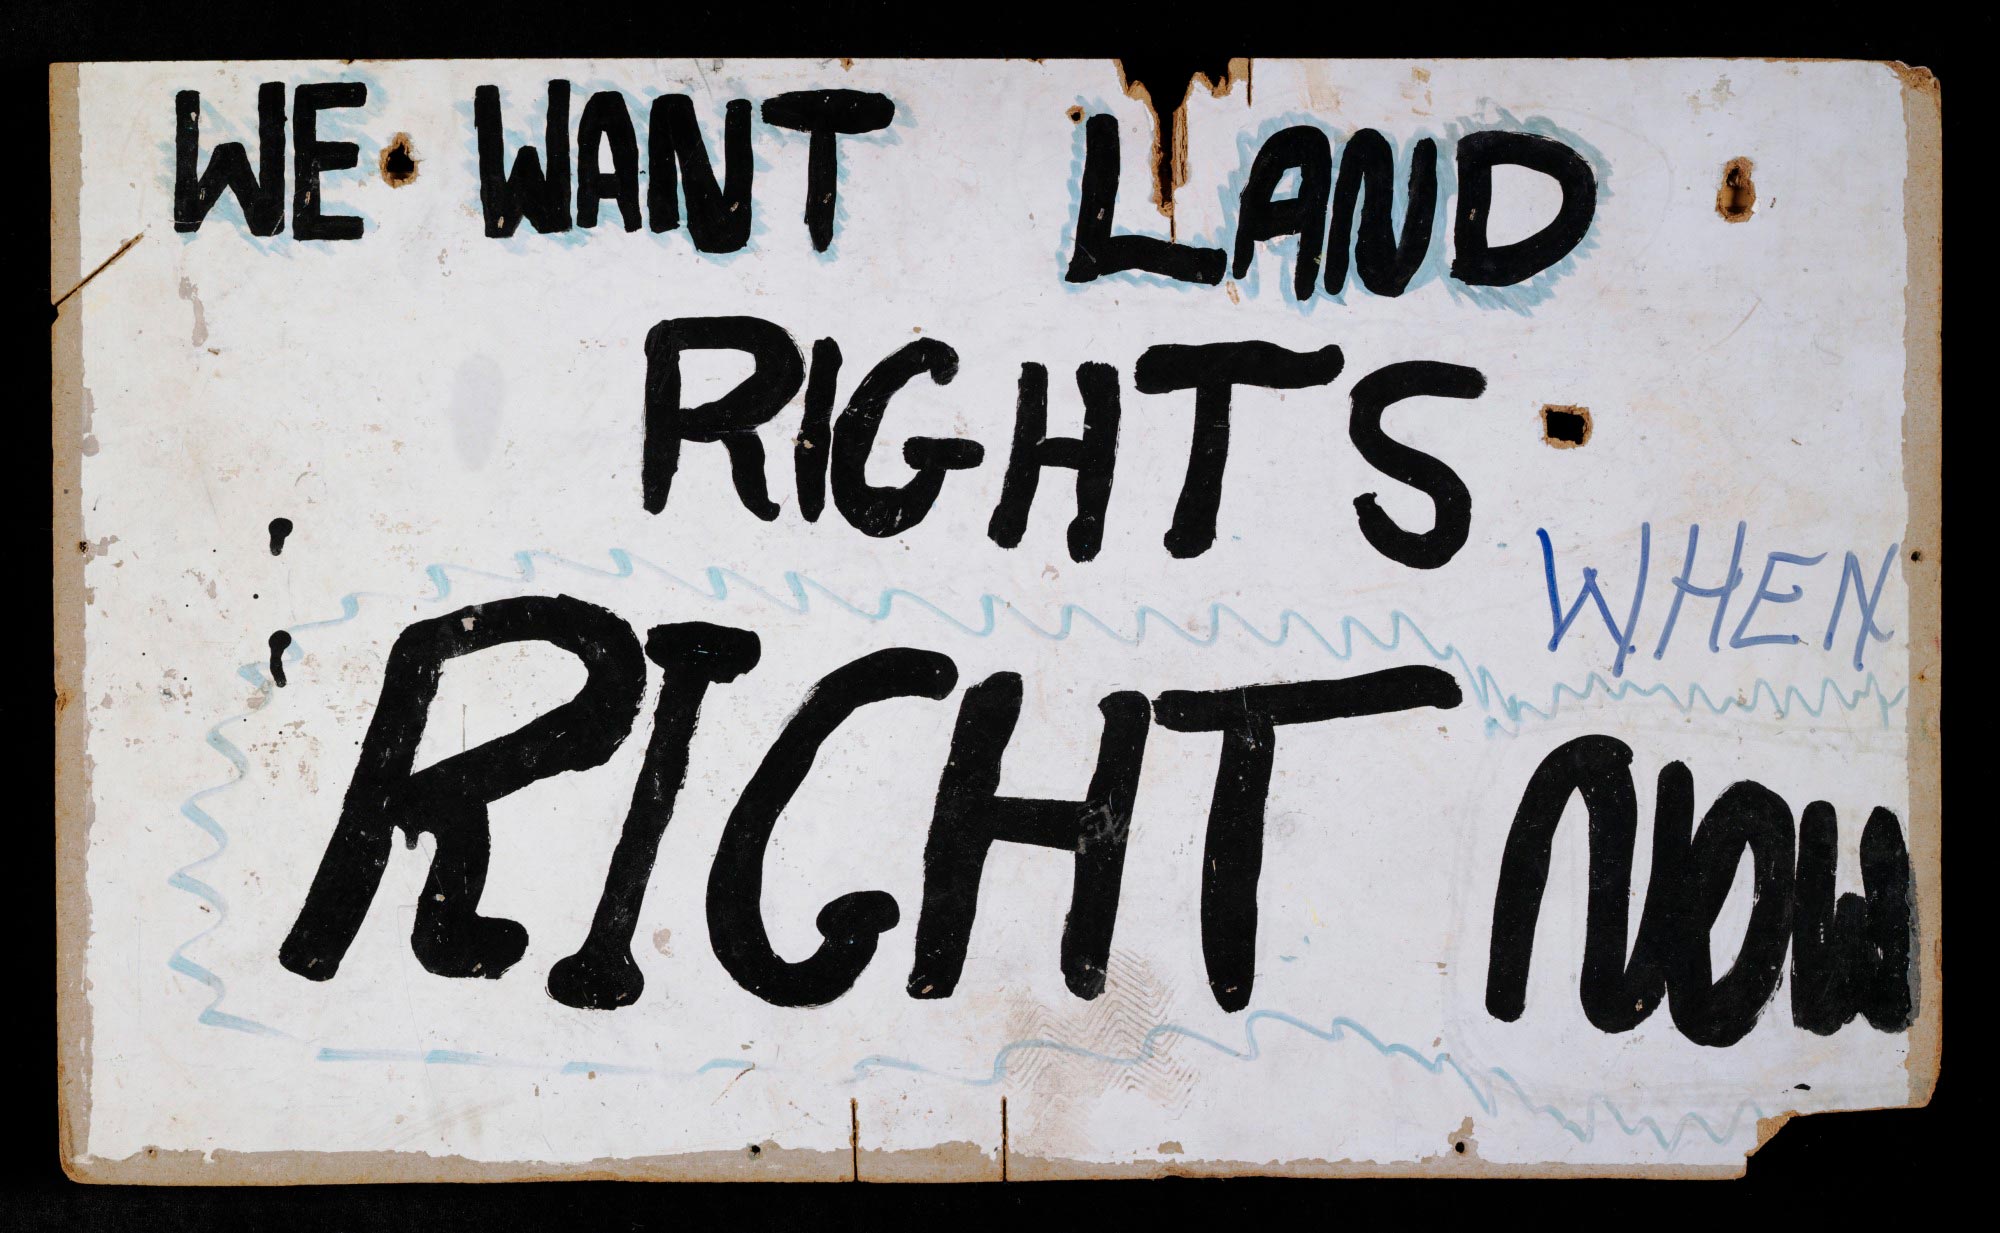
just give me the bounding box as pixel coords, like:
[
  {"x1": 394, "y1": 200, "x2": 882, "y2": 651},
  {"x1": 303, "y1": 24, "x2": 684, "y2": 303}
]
[
  {"x1": 167, "y1": 661, "x2": 289, "y2": 1039},
  {"x1": 312, "y1": 1046, "x2": 725, "y2": 1077},
  {"x1": 366, "y1": 547, "x2": 1904, "y2": 736},
  {"x1": 852, "y1": 1010, "x2": 1765, "y2": 1153},
  {"x1": 1485, "y1": 1067, "x2": 1763, "y2": 1152}
]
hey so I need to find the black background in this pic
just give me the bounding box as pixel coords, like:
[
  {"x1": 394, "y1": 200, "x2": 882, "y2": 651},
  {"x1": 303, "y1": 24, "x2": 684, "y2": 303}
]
[{"x1": 15, "y1": 1, "x2": 1964, "y2": 1225}]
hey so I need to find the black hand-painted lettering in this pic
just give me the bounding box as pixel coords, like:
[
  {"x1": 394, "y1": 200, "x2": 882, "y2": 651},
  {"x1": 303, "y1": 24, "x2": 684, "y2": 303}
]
[
  {"x1": 474, "y1": 81, "x2": 573, "y2": 238},
  {"x1": 1134, "y1": 342, "x2": 1345, "y2": 559},
  {"x1": 279, "y1": 596, "x2": 644, "y2": 983},
  {"x1": 1066, "y1": 113, "x2": 1227, "y2": 287},
  {"x1": 1791, "y1": 804, "x2": 1918, "y2": 1034},
  {"x1": 1325, "y1": 130, "x2": 1437, "y2": 298},
  {"x1": 174, "y1": 84, "x2": 286, "y2": 235},
  {"x1": 290, "y1": 82, "x2": 365, "y2": 242},
  {"x1": 1484, "y1": 735, "x2": 1675, "y2": 1031},
  {"x1": 648, "y1": 96, "x2": 754, "y2": 251},
  {"x1": 758, "y1": 90, "x2": 894, "y2": 252},
  {"x1": 547, "y1": 623, "x2": 760, "y2": 1010},
  {"x1": 1662, "y1": 780, "x2": 1795, "y2": 1047},
  {"x1": 1488, "y1": 737, "x2": 1919, "y2": 1046},
  {"x1": 986, "y1": 362, "x2": 1123, "y2": 562},
  {"x1": 793, "y1": 338, "x2": 841, "y2": 522},
  {"x1": 1232, "y1": 126, "x2": 1332, "y2": 302},
  {"x1": 830, "y1": 339, "x2": 983, "y2": 537},
  {"x1": 643, "y1": 315, "x2": 806, "y2": 519},
  {"x1": 576, "y1": 90, "x2": 642, "y2": 232},
  {"x1": 706, "y1": 647, "x2": 957, "y2": 1006},
  {"x1": 1451, "y1": 130, "x2": 1596, "y2": 286},
  {"x1": 1349, "y1": 361, "x2": 1485, "y2": 570},
  {"x1": 1154, "y1": 667, "x2": 1463, "y2": 1011},
  {"x1": 909, "y1": 674, "x2": 1151, "y2": 1000}
]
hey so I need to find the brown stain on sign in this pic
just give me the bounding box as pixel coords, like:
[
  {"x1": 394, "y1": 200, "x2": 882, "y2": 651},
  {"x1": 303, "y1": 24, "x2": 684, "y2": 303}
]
[
  {"x1": 1540, "y1": 404, "x2": 1593, "y2": 448},
  {"x1": 51, "y1": 230, "x2": 143, "y2": 315},
  {"x1": 1447, "y1": 1116, "x2": 1480, "y2": 1160},
  {"x1": 1716, "y1": 157, "x2": 1756, "y2": 221},
  {"x1": 1113, "y1": 58, "x2": 1251, "y2": 239},
  {"x1": 380, "y1": 133, "x2": 420, "y2": 187},
  {"x1": 999, "y1": 950, "x2": 1197, "y2": 1160}
]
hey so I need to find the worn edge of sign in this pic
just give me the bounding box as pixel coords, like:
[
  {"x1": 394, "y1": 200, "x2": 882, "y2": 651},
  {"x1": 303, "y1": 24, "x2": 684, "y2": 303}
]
[
  {"x1": 1738, "y1": 59, "x2": 1947, "y2": 1170},
  {"x1": 1896, "y1": 60, "x2": 1942, "y2": 1114},
  {"x1": 53, "y1": 59, "x2": 94, "y2": 1187},
  {"x1": 49, "y1": 58, "x2": 1941, "y2": 1184}
]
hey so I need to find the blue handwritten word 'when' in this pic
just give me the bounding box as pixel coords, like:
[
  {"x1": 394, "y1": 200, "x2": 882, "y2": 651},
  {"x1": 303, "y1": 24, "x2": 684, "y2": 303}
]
[{"x1": 1537, "y1": 524, "x2": 1898, "y2": 677}]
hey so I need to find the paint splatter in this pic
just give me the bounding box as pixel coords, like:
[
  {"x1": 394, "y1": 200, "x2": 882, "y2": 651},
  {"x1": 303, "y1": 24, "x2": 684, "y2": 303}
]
[
  {"x1": 176, "y1": 276, "x2": 209, "y2": 348},
  {"x1": 1717, "y1": 158, "x2": 1756, "y2": 222},
  {"x1": 267, "y1": 630, "x2": 292, "y2": 687},
  {"x1": 268, "y1": 517, "x2": 294, "y2": 556}
]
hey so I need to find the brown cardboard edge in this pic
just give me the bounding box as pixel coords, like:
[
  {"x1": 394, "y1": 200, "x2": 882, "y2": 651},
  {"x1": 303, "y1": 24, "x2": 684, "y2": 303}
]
[
  {"x1": 1004, "y1": 1154, "x2": 1740, "y2": 1181},
  {"x1": 51, "y1": 56, "x2": 1939, "y2": 1186},
  {"x1": 64, "y1": 1144, "x2": 1745, "y2": 1184},
  {"x1": 51, "y1": 61, "x2": 95, "y2": 1185},
  {"x1": 1894, "y1": 59, "x2": 1943, "y2": 1109},
  {"x1": 69, "y1": 1145, "x2": 870, "y2": 1185}
]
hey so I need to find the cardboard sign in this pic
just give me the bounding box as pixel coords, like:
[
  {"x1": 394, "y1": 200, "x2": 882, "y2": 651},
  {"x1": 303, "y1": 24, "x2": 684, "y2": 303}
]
[{"x1": 52, "y1": 57, "x2": 1941, "y2": 1181}]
